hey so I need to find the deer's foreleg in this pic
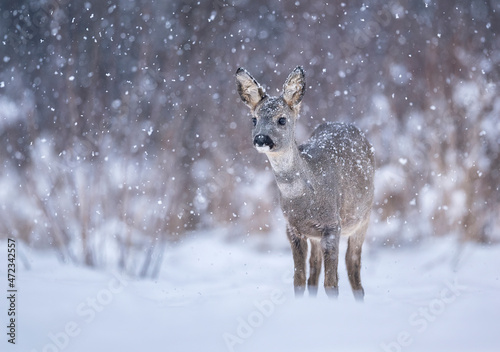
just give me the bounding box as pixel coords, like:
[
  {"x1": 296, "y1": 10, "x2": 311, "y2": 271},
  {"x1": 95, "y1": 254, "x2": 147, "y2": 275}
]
[
  {"x1": 308, "y1": 239, "x2": 322, "y2": 296},
  {"x1": 321, "y1": 225, "x2": 341, "y2": 298},
  {"x1": 287, "y1": 225, "x2": 308, "y2": 297}
]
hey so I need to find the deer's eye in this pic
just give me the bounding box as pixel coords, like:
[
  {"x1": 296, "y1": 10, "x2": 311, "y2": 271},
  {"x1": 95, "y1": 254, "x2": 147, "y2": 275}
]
[
  {"x1": 252, "y1": 118, "x2": 257, "y2": 126},
  {"x1": 278, "y1": 117, "x2": 287, "y2": 126}
]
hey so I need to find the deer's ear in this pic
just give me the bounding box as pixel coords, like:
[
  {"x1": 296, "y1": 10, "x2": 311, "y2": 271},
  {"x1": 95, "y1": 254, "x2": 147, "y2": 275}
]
[
  {"x1": 282, "y1": 66, "x2": 305, "y2": 111},
  {"x1": 236, "y1": 68, "x2": 267, "y2": 110}
]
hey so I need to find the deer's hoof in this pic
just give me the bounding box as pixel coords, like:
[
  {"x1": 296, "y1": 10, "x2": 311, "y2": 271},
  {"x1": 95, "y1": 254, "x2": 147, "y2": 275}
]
[
  {"x1": 325, "y1": 286, "x2": 339, "y2": 299},
  {"x1": 308, "y1": 285, "x2": 318, "y2": 297},
  {"x1": 294, "y1": 285, "x2": 306, "y2": 298},
  {"x1": 353, "y1": 288, "x2": 365, "y2": 302}
]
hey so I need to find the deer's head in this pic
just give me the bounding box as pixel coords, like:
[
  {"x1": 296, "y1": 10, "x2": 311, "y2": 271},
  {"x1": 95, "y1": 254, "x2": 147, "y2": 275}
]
[{"x1": 236, "y1": 66, "x2": 306, "y2": 154}]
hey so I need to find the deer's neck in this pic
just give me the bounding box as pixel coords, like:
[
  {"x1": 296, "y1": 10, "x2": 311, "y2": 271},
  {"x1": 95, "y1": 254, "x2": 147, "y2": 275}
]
[{"x1": 266, "y1": 143, "x2": 312, "y2": 198}]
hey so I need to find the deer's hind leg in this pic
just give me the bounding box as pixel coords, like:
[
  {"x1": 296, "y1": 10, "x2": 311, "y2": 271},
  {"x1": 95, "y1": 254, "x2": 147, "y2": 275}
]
[
  {"x1": 307, "y1": 239, "x2": 322, "y2": 296},
  {"x1": 346, "y1": 222, "x2": 368, "y2": 301}
]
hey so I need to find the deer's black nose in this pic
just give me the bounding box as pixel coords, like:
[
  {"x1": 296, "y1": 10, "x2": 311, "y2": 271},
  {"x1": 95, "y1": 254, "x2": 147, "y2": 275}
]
[{"x1": 254, "y1": 134, "x2": 275, "y2": 149}]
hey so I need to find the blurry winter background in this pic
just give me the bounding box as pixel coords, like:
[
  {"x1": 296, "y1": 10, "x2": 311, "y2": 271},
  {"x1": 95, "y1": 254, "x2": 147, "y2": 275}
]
[
  {"x1": 2, "y1": 0, "x2": 499, "y2": 271},
  {"x1": 0, "y1": 0, "x2": 500, "y2": 351}
]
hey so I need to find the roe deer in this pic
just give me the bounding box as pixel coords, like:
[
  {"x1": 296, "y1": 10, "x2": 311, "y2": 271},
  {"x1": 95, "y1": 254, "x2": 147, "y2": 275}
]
[{"x1": 235, "y1": 66, "x2": 375, "y2": 300}]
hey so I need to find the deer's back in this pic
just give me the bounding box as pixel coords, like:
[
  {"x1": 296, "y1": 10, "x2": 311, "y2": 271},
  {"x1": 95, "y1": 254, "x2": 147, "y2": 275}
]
[{"x1": 299, "y1": 122, "x2": 375, "y2": 232}]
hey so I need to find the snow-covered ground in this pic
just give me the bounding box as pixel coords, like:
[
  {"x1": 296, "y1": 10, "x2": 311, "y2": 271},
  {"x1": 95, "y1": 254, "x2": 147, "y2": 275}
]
[{"x1": 1, "y1": 233, "x2": 499, "y2": 352}]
